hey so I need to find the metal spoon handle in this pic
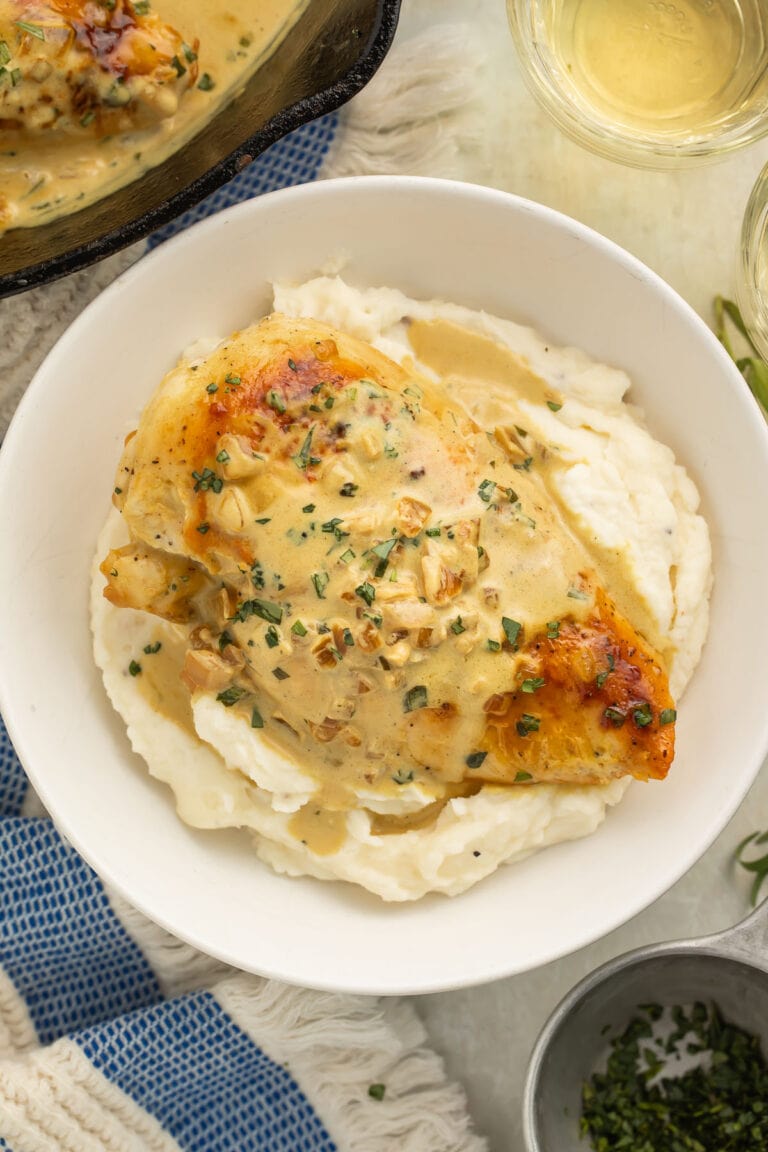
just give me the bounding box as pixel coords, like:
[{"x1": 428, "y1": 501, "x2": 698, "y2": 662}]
[{"x1": 709, "y1": 897, "x2": 768, "y2": 964}]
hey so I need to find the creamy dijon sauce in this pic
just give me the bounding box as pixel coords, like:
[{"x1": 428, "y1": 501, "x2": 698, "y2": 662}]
[
  {"x1": 134, "y1": 626, "x2": 194, "y2": 733},
  {"x1": 109, "y1": 312, "x2": 653, "y2": 848},
  {"x1": 0, "y1": 0, "x2": 305, "y2": 232},
  {"x1": 409, "y1": 318, "x2": 669, "y2": 662}
]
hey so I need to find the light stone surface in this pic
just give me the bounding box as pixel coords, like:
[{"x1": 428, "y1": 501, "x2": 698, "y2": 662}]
[{"x1": 394, "y1": 2, "x2": 768, "y2": 1149}]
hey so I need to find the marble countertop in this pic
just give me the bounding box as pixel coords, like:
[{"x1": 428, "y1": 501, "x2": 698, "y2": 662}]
[{"x1": 394, "y1": 2, "x2": 768, "y2": 1149}]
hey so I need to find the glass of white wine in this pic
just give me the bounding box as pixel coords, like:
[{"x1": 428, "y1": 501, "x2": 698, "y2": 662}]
[{"x1": 507, "y1": 0, "x2": 768, "y2": 167}]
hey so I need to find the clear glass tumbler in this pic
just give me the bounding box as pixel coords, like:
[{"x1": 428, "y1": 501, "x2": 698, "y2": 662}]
[
  {"x1": 507, "y1": 0, "x2": 768, "y2": 168},
  {"x1": 738, "y1": 162, "x2": 768, "y2": 361}
]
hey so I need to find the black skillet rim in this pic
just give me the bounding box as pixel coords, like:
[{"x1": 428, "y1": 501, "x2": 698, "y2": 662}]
[{"x1": 0, "y1": 0, "x2": 401, "y2": 298}]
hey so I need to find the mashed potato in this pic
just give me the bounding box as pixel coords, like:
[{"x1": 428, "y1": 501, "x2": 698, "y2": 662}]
[{"x1": 91, "y1": 279, "x2": 712, "y2": 901}]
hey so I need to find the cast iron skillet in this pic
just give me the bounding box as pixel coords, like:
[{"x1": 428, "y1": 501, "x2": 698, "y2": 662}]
[{"x1": 0, "y1": 0, "x2": 401, "y2": 298}]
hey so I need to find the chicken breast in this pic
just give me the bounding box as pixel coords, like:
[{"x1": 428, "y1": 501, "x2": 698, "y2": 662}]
[
  {"x1": 101, "y1": 313, "x2": 676, "y2": 802},
  {"x1": 0, "y1": 0, "x2": 195, "y2": 134}
]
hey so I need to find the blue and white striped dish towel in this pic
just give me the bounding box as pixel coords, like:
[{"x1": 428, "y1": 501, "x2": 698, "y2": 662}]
[
  {"x1": 0, "y1": 717, "x2": 485, "y2": 1152},
  {"x1": 0, "y1": 25, "x2": 491, "y2": 1149}
]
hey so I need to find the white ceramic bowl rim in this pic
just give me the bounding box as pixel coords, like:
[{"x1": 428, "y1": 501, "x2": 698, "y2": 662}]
[{"x1": 1, "y1": 176, "x2": 768, "y2": 995}]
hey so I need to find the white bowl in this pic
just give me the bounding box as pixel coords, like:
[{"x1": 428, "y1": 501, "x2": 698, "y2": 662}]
[{"x1": 1, "y1": 177, "x2": 767, "y2": 995}]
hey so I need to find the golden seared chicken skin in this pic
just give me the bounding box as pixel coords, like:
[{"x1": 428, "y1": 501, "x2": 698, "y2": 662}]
[
  {"x1": 102, "y1": 314, "x2": 676, "y2": 809},
  {"x1": 0, "y1": 0, "x2": 195, "y2": 134}
]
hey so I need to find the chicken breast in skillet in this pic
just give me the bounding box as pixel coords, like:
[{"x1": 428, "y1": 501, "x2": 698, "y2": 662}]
[{"x1": 0, "y1": 0, "x2": 195, "y2": 136}]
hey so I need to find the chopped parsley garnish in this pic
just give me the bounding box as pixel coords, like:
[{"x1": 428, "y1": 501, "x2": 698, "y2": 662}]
[
  {"x1": 218, "y1": 630, "x2": 233, "y2": 650},
  {"x1": 342, "y1": 627, "x2": 355, "y2": 647},
  {"x1": 197, "y1": 73, "x2": 215, "y2": 91},
  {"x1": 206, "y1": 382, "x2": 218, "y2": 393},
  {"x1": 170, "y1": 54, "x2": 186, "y2": 77},
  {"x1": 659, "y1": 708, "x2": 677, "y2": 726},
  {"x1": 251, "y1": 707, "x2": 264, "y2": 729},
  {"x1": 265, "y1": 625, "x2": 280, "y2": 649},
  {"x1": 403, "y1": 685, "x2": 428, "y2": 713},
  {"x1": 224, "y1": 373, "x2": 240, "y2": 385},
  {"x1": 250, "y1": 562, "x2": 265, "y2": 589},
  {"x1": 596, "y1": 654, "x2": 615, "y2": 689},
  {"x1": 363, "y1": 611, "x2": 383, "y2": 628},
  {"x1": 425, "y1": 526, "x2": 441, "y2": 537},
  {"x1": 192, "y1": 467, "x2": 223, "y2": 494},
  {"x1": 546, "y1": 400, "x2": 563, "y2": 412},
  {"x1": 521, "y1": 677, "x2": 545, "y2": 693},
  {"x1": 143, "y1": 642, "x2": 161, "y2": 655},
  {"x1": 514, "y1": 425, "x2": 528, "y2": 438},
  {"x1": 465, "y1": 751, "x2": 487, "y2": 769},
  {"x1": 231, "y1": 598, "x2": 283, "y2": 625},
  {"x1": 546, "y1": 620, "x2": 560, "y2": 639},
  {"x1": 339, "y1": 548, "x2": 355, "y2": 564},
  {"x1": 339, "y1": 482, "x2": 358, "y2": 497},
  {"x1": 0, "y1": 42, "x2": 9, "y2": 65},
  {"x1": 267, "y1": 389, "x2": 286, "y2": 413},
  {"x1": 324, "y1": 396, "x2": 335, "y2": 409},
  {"x1": 516, "y1": 714, "x2": 540, "y2": 737},
  {"x1": 287, "y1": 358, "x2": 297, "y2": 371},
  {"x1": 392, "y1": 768, "x2": 415, "y2": 785},
  {"x1": 513, "y1": 456, "x2": 533, "y2": 471},
  {"x1": 182, "y1": 42, "x2": 197, "y2": 63},
  {"x1": 217, "y1": 685, "x2": 246, "y2": 707},
  {"x1": 371, "y1": 537, "x2": 398, "y2": 576},
  {"x1": 355, "y1": 582, "x2": 376, "y2": 607},
  {"x1": 632, "y1": 702, "x2": 653, "y2": 728},
  {"x1": 302, "y1": 503, "x2": 316, "y2": 513},
  {"x1": 486, "y1": 639, "x2": 501, "y2": 652},
  {"x1": 216, "y1": 449, "x2": 230, "y2": 464},
  {"x1": 114, "y1": 486, "x2": 122, "y2": 494},
  {"x1": 383, "y1": 444, "x2": 399, "y2": 459},
  {"x1": 604, "y1": 706, "x2": 626, "y2": 728},
  {"x1": 450, "y1": 617, "x2": 466, "y2": 635},
  {"x1": 292, "y1": 427, "x2": 316, "y2": 471},
  {"x1": 291, "y1": 620, "x2": 307, "y2": 637},
  {"x1": 567, "y1": 587, "x2": 589, "y2": 600},
  {"x1": 311, "y1": 572, "x2": 329, "y2": 599},
  {"x1": 14, "y1": 20, "x2": 45, "y2": 39},
  {"x1": 581, "y1": 1001, "x2": 768, "y2": 1152},
  {"x1": 478, "y1": 479, "x2": 496, "y2": 503},
  {"x1": 80, "y1": 110, "x2": 96, "y2": 128},
  {"x1": 196, "y1": 522, "x2": 210, "y2": 534},
  {"x1": 128, "y1": 660, "x2": 142, "y2": 677},
  {"x1": 272, "y1": 667, "x2": 290, "y2": 680},
  {"x1": 368, "y1": 1084, "x2": 386, "y2": 1101},
  {"x1": 515, "y1": 770, "x2": 533, "y2": 782},
  {"x1": 502, "y1": 617, "x2": 522, "y2": 649},
  {"x1": 254, "y1": 517, "x2": 271, "y2": 525}
]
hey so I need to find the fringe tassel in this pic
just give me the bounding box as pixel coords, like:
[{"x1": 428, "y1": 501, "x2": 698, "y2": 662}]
[
  {"x1": 214, "y1": 977, "x2": 488, "y2": 1152},
  {"x1": 0, "y1": 244, "x2": 143, "y2": 442},
  {"x1": 322, "y1": 23, "x2": 489, "y2": 181}
]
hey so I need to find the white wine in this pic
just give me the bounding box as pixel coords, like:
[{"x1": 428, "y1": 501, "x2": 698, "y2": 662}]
[{"x1": 542, "y1": 0, "x2": 768, "y2": 136}]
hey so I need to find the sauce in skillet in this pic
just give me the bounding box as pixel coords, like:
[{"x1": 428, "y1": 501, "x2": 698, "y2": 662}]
[{"x1": 0, "y1": 0, "x2": 305, "y2": 233}]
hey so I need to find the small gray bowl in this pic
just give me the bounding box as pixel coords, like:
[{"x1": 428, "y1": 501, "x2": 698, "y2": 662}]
[{"x1": 524, "y1": 900, "x2": 768, "y2": 1151}]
